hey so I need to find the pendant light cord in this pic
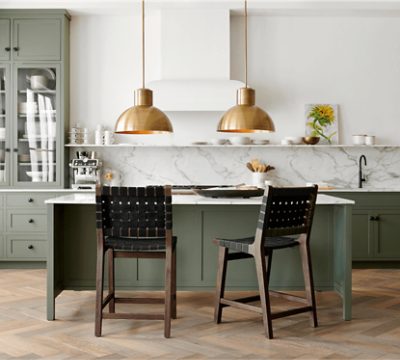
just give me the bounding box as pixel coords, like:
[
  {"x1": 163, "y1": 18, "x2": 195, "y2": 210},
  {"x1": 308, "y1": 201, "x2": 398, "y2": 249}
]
[
  {"x1": 244, "y1": 0, "x2": 248, "y2": 88},
  {"x1": 142, "y1": 0, "x2": 145, "y2": 89}
]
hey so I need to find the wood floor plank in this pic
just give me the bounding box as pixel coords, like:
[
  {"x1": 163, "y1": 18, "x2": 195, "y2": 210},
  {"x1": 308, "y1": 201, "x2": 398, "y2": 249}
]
[{"x1": 0, "y1": 269, "x2": 400, "y2": 358}]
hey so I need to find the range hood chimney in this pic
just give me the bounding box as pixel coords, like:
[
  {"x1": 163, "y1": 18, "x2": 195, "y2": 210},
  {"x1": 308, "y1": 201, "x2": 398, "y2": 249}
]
[{"x1": 148, "y1": 9, "x2": 244, "y2": 111}]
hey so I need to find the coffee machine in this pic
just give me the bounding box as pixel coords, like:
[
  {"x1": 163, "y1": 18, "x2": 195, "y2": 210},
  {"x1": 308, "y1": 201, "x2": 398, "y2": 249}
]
[{"x1": 69, "y1": 151, "x2": 101, "y2": 190}]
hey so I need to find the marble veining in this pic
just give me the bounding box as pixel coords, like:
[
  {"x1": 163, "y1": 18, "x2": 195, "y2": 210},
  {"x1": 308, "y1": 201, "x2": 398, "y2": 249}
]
[{"x1": 72, "y1": 146, "x2": 400, "y2": 189}]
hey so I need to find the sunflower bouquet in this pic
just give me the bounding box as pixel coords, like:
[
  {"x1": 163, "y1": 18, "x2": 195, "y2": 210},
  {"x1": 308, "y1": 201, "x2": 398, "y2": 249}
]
[{"x1": 306, "y1": 104, "x2": 337, "y2": 144}]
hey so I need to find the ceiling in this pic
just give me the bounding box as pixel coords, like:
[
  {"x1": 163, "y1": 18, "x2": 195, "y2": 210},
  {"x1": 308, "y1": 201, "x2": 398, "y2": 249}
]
[{"x1": 1, "y1": 0, "x2": 400, "y2": 15}]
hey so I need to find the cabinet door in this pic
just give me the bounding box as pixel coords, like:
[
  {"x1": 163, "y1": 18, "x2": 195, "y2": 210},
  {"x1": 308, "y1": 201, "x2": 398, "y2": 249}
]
[
  {"x1": 352, "y1": 212, "x2": 373, "y2": 260},
  {"x1": 0, "y1": 65, "x2": 11, "y2": 187},
  {"x1": 13, "y1": 64, "x2": 61, "y2": 187},
  {"x1": 375, "y1": 211, "x2": 400, "y2": 259},
  {"x1": 0, "y1": 19, "x2": 11, "y2": 61},
  {"x1": 13, "y1": 19, "x2": 61, "y2": 61}
]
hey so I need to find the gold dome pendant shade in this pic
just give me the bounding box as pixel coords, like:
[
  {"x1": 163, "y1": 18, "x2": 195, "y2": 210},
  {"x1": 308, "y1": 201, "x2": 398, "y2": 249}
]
[
  {"x1": 115, "y1": 88, "x2": 173, "y2": 134},
  {"x1": 217, "y1": 0, "x2": 275, "y2": 133},
  {"x1": 114, "y1": 0, "x2": 173, "y2": 135}
]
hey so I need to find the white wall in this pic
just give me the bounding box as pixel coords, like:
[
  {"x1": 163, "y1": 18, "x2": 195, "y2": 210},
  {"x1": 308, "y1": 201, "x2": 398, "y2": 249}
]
[{"x1": 71, "y1": 11, "x2": 400, "y2": 145}]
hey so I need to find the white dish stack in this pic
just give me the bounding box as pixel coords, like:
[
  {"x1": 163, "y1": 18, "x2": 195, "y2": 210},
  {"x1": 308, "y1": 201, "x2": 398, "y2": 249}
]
[{"x1": 69, "y1": 126, "x2": 89, "y2": 144}]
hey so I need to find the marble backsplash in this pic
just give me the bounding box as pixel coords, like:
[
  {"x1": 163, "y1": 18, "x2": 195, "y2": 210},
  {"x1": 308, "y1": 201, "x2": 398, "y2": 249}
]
[{"x1": 70, "y1": 146, "x2": 400, "y2": 189}]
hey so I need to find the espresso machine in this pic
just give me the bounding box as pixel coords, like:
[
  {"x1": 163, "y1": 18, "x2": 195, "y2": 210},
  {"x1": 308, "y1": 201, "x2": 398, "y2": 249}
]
[{"x1": 69, "y1": 151, "x2": 101, "y2": 190}]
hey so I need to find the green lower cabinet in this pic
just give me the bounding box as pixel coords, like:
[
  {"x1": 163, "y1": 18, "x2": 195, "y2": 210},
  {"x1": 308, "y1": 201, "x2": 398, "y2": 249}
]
[
  {"x1": 375, "y1": 211, "x2": 400, "y2": 259},
  {"x1": 352, "y1": 211, "x2": 373, "y2": 260},
  {"x1": 6, "y1": 234, "x2": 47, "y2": 259}
]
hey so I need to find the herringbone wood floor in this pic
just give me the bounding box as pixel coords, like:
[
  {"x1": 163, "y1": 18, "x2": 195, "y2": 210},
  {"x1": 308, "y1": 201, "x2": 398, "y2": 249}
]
[{"x1": 0, "y1": 269, "x2": 399, "y2": 359}]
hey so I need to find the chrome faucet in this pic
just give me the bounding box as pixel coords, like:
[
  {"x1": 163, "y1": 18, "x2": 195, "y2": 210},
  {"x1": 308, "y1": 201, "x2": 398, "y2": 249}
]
[{"x1": 359, "y1": 155, "x2": 367, "y2": 188}]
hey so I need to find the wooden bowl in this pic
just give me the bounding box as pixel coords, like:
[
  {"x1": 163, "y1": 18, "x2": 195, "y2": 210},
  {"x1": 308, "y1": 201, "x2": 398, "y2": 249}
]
[{"x1": 302, "y1": 136, "x2": 320, "y2": 145}]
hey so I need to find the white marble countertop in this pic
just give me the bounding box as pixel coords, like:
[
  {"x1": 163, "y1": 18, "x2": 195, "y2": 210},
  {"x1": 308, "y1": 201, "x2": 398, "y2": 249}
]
[{"x1": 45, "y1": 193, "x2": 354, "y2": 205}]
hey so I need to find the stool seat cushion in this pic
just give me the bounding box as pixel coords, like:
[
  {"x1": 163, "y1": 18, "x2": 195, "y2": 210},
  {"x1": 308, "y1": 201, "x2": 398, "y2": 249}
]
[
  {"x1": 215, "y1": 236, "x2": 299, "y2": 253},
  {"x1": 105, "y1": 236, "x2": 177, "y2": 252}
]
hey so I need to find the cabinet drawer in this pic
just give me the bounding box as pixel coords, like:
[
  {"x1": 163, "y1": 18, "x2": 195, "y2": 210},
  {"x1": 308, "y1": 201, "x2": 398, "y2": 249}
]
[
  {"x1": 6, "y1": 194, "x2": 49, "y2": 208},
  {"x1": 6, "y1": 237, "x2": 46, "y2": 259},
  {"x1": 7, "y1": 211, "x2": 46, "y2": 232}
]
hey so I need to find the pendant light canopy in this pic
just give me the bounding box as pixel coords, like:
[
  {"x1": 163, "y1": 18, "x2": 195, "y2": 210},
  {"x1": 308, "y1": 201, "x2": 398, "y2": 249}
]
[
  {"x1": 217, "y1": 0, "x2": 275, "y2": 133},
  {"x1": 115, "y1": 0, "x2": 173, "y2": 134}
]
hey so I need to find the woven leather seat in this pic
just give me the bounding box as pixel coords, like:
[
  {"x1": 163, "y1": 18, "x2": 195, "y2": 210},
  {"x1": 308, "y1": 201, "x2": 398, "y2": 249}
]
[
  {"x1": 215, "y1": 236, "x2": 299, "y2": 253},
  {"x1": 95, "y1": 185, "x2": 176, "y2": 339},
  {"x1": 213, "y1": 185, "x2": 319, "y2": 339},
  {"x1": 106, "y1": 236, "x2": 178, "y2": 252}
]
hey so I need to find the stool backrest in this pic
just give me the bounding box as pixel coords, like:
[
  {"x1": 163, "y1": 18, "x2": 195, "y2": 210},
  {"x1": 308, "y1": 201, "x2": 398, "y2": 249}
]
[
  {"x1": 96, "y1": 186, "x2": 172, "y2": 238},
  {"x1": 255, "y1": 185, "x2": 318, "y2": 247}
]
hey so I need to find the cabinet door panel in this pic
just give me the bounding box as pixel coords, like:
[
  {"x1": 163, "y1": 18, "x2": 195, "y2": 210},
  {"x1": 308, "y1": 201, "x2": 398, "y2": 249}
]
[
  {"x1": 13, "y1": 19, "x2": 61, "y2": 61},
  {"x1": 376, "y1": 213, "x2": 400, "y2": 259},
  {"x1": 0, "y1": 19, "x2": 11, "y2": 61},
  {"x1": 6, "y1": 236, "x2": 46, "y2": 259},
  {"x1": 352, "y1": 212, "x2": 372, "y2": 260}
]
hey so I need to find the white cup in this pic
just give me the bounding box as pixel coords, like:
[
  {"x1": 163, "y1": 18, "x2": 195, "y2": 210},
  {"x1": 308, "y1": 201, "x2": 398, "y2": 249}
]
[
  {"x1": 0, "y1": 128, "x2": 5, "y2": 140},
  {"x1": 365, "y1": 136, "x2": 375, "y2": 146},
  {"x1": 103, "y1": 130, "x2": 114, "y2": 145}
]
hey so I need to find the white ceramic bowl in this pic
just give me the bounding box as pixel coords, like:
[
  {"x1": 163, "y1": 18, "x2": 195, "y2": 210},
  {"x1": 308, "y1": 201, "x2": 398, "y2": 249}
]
[
  {"x1": 285, "y1": 136, "x2": 303, "y2": 145},
  {"x1": 352, "y1": 135, "x2": 366, "y2": 145},
  {"x1": 18, "y1": 102, "x2": 38, "y2": 114},
  {"x1": 229, "y1": 136, "x2": 251, "y2": 145}
]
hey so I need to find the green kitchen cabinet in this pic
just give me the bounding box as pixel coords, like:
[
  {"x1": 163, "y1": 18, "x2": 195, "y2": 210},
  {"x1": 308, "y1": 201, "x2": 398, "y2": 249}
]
[
  {"x1": 12, "y1": 19, "x2": 61, "y2": 61},
  {"x1": 0, "y1": 10, "x2": 70, "y2": 189},
  {"x1": 327, "y1": 192, "x2": 400, "y2": 262},
  {"x1": 0, "y1": 19, "x2": 11, "y2": 61}
]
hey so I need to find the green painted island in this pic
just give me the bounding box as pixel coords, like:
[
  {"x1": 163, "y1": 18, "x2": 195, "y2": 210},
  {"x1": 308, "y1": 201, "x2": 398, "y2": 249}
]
[{"x1": 46, "y1": 193, "x2": 354, "y2": 321}]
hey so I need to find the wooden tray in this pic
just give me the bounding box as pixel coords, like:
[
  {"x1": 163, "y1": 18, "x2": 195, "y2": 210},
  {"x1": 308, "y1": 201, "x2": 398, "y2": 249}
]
[{"x1": 194, "y1": 188, "x2": 264, "y2": 198}]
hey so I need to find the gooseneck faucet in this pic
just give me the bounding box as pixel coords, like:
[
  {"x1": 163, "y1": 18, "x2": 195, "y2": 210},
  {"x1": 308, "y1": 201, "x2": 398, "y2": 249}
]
[{"x1": 359, "y1": 155, "x2": 367, "y2": 188}]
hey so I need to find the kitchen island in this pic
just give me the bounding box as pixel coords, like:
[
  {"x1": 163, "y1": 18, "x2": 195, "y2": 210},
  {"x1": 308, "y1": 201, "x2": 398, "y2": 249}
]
[{"x1": 46, "y1": 193, "x2": 354, "y2": 321}]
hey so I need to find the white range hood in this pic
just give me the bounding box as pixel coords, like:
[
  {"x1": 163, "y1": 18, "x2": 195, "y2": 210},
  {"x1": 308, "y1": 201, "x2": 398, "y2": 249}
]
[{"x1": 148, "y1": 9, "x2": 244, "y2": 111}]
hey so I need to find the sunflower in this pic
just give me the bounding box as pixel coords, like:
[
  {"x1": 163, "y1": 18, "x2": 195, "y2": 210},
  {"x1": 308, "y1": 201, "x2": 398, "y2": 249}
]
[{"x1": 307, "y1": 104, "x2": 336, "y2": 143}]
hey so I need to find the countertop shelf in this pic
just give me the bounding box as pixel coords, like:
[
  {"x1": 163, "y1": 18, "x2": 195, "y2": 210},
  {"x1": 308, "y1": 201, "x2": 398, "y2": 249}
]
[{"x1": 64, "y1": 143, "x2": 400, "y2": 148}]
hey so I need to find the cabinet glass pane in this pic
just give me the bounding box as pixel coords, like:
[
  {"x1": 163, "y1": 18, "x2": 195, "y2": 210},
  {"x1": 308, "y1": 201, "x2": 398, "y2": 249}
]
[
  {"x1": 0, "y1": 67, "x2": 7, "y2": 185},
  {"x1": 16, "y1": 67, "x2": 57, "y2": 183}
]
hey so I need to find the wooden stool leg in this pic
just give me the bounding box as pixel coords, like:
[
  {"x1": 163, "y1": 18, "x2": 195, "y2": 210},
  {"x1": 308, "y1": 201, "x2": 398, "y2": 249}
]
[
  {"x1": 214, "y1": 246, "x2": 228, "y2": 324},
  {"x1": 299, "y1": 240, "x2": 318, "y2": 327},
  {"x1": 171, "y1": 246, "x2": 177, "y2": 319},
  {"x1": 108, "y1": 248, "x2": 115, "y2": 313},
  {"x1": 95, "y1": 248, "x2": 105, "y2": 337},
  {"x1": 164, "y1": 246, "x2": 173, "y2": 338},
  {"x1": 255, "y1": 248, "x2": 273, "y2": 339}
]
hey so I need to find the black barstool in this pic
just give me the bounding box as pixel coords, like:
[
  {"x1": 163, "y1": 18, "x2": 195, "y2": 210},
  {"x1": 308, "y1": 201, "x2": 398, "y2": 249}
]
[
  {"x1": 213, "y1": 185, "x2": 318, "y2": 339},
  {"x1": 95, "y1": 185, "x2": 177, "y2": 338}
]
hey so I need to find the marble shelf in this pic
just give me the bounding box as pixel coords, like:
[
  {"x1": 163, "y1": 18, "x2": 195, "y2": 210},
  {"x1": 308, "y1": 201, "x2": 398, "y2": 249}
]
[{"x1": 64, "y1": 144, "x2": 400, "y2": 148}]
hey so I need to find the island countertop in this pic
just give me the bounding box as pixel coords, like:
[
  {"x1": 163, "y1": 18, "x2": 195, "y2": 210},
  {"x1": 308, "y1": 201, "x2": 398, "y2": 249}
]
[{"x1": 45, "y1": 193, "x2": 355, "y2": 206}]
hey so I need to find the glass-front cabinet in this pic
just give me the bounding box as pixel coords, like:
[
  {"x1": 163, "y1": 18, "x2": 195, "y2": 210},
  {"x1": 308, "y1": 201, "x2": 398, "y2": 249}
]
[
  {"x1": 0, "y1": 63, "x2": 61, "y2": 187},
  {"x1": 0, "y1": 65, "x2": 10, "y2": 186},
  {"x1": 14, "y1": 65, "x2": 59, "y2": 185}
]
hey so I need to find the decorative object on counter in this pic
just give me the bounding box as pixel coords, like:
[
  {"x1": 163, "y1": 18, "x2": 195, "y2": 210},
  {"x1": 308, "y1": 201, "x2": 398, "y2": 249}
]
[
  {"x1": 102, "y1": 168, "x2": 121, "y2": 186},
  {"x1": 210, "y1": 138, "x2": 229, "y2": 145},
  {"x1": 103, "y1": 130, "x2": 114, "y2": 145},
  {"x1": 69, "y1": 125, "x2": 89, "y2": 145},
  {"x1": 69, "y1": 151, "x2": 101, "y2": 190},
  {"x1": 281, "y1": 139, "x2": 292, "y2": 145},
  {"x1": 284, "y1": 136, "x2": 303, "y2": 145},
  {"x1": 302, "y1": 136, "x2": 320, "y2": 145},
  {"x1": 194, "y1": 185, "x2": 264, "y2": 198},
  {"x1": 252, "y1": 139, "x2": 269, "y2": 145},
  {"x1": 306, "y1": 182, "x2": 335, "y2": 190},
  {"x1": 217, "y1": 0, "x2": 275, "y2": 134},
  {"x1": 114, "y1": 0, "x2": 173, "y2": 134},
  {"x1": 365, "y1": 135, "x2": 375, "y2": 146},
  {"x1": 247, "y1": 159, "x2": 275, "y2": 188},
  {"x1": 229, "y1": 136, "x2": 251, "y2": 145},
  {"x1": 305, "y1": 104, "x2": 338, "y2": 144},
  {"x1": 352, "y1": 134, "x2": 366, "y2": 145},
  {"x1": 95, "y1": 125, "x2": 104, "y2": 145}
]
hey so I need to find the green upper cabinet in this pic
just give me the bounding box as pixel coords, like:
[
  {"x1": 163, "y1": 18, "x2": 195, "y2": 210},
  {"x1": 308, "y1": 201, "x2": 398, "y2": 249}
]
[
  {"x1": 13, "y1": 19, "x2": 61, "y2": 61},
  {"x1": 0, "y1": 19, "x2": 11, "y2": 61}
]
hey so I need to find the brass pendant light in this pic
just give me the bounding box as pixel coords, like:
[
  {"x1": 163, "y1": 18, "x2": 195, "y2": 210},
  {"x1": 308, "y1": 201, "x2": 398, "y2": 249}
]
[
  {"x1": 217, "y1": 0, "x2": 275, "y2": 133},
  {"x1": 115, "y1": 0, "x2": 173, "y2": 134}
]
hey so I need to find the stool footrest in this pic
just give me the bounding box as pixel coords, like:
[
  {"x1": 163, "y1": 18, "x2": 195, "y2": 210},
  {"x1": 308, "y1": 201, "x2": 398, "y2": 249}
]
[
  {"x1": 271, "y1": 306, "x2": 313, "y2": 320},
  {"x1": 220, "y1": 298, "x2": 263, "y2": 314},
  {"x1": 269, "y1": 290, "x2": 309, "y2": 305},
  {"x1": 115, "y1": 297, "x2": 164, "y2": 304},
  {"x1": 103, "y1": 313, "x2": 165, "y2": 320}
]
